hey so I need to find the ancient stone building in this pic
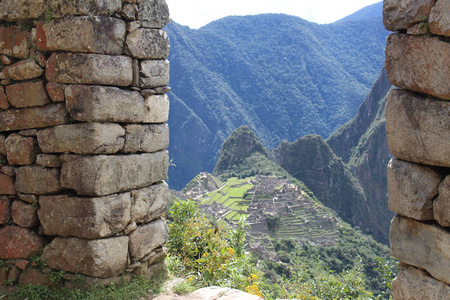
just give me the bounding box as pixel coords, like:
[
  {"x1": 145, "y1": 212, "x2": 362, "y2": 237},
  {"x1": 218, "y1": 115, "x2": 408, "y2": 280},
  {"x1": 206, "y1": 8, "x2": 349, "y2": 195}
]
[
  {"x1": 0, "y1": 0, "x2": 170, "y2": 290},
  {"x1": 384, "y1": 0, "x2": 450, "y2": 298}
]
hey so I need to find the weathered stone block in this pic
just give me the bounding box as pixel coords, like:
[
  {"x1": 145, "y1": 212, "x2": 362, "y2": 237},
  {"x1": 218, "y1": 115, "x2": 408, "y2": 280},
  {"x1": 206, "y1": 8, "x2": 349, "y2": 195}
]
[
  {"x1": 388, "y1": 158, "x2": 445, "y2": 220},
  {"x1": 129, "y1": 218, "x2": 168, "y2": 261},
  {"x1": 0, "y1": 134, "x2": 6, "y2": 155},
  {"x1": 1, "y1": 60, "x2": 44, "y2": 81},
  {"x1": 39, "y1": 193, "x2": 131, "y2": 239},
  {"x1": 0, "y1": 174, "x2": 15, "y2": 195},
  {"x1": 392, "y1": 263, "x2": 450, "y2": 300},
  {"x1": 36, "y1": 154, "x2": 61, "y2": 168},
  {"x1": 131, "y1": 181, "x2": 168, "y2": 224},
  {"x1": 15, "y1": 166, "x2": 62, "y2": 195},
  {"x1": 37, "y1": 17, "x2": 126, "y2": 55},
  {"x1": 138, "y1": 0, "x2": 170, "y2": 29},
  {"x1": 5, "y1": 134, "x2": 40, "y2": 165},
  {"x1": 386, "y1": 89, "x2": 450, "y2": 167},
  {"x1": 434, "y1": 175, "x2": 450, "y2": 227},
  {"x1": 5, "y1": 81, "x2": 49, "y2": 108},
  {"x1": 12, "y1": 201, "x2": 38, "y2": 228},
  {"x1": 37, "y1": 123, "x2": 125, "y2": 154},
  {"x1": 429, "y1": 0, "x2": 450, "y2": 37},
  {"x1": 125, "y1": 28, "x2": 170, "y2": 59},
  {"x1": 41, "y1": 236, "x2": 129, "y2": 278},
  {"x1": 47, "y1": 0, "x2": 122, "y2": 17},
  {"x1": 18, "y1": 194, "x2": 37, "y2": 204},
  {"x1": 61, "y1": 151, "x2": 168, "y2": 196},
  {"x1": 390, "y1": 215, "x2": 450, "y2": 285},
  {"x1": 139, "y1": 59, "x2": 170, "y2": 88},
  {"x1": 46, "y1": 53, "x2": 132, "y2": 86},
  {"x1": 0, "y1": 0, "x2": 45, "y2": 22},
  {"x1": 385, "y1": 34, "x2": 450, "y2": 100},
  {"x1": 122, "y1": 3, "x2": 137, "y2": 20},
  {"x1": 1, "y1": 165, "x2": 16, "y2": 176},
  {"x1": 123, "y1": 124, "x2": 169, "y2": 153},
  {"x1": 143, "y1": 94, "x2": 169, "y2": 123},
  {"x1": 19, "y1": 268, "x2": 54, "y2": 286},
  {"x1": 0, "y1": 196, "x2": 11, "y2": 224},
  {"x1": 0, "y1": 87, "x2": 9, "y2": 110},
  {"x1": 0, "y1": 226, "x2": 45, "y2": 259},
  {"x1": 0, "y1": 103, "x2": 69, "y2": 132},
  {"x1": 145, "y1": 247, "x2": 168, "y2": 266},
  {"x1": 0, "y1": 26, "x2": 30, "y2": 58},
  {"x1": 46, "y1": 82, "x2": 66, "y2": 102},
  {"x1": 383, "y1": 0, "x2": 435, "y2": 31}
]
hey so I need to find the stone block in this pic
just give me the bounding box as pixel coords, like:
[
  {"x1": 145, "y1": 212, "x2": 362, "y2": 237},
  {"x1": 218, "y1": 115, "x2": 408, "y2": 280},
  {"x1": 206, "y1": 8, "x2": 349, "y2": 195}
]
[
  {"x1": 123, "y1": 124, "x2": 169, "y2": 153},
  {"x1": 1, "y1": 60, "x2": 44, "y2": 81},
  {"x1": 385, "y1": 34, "x2": 450, "y2": 100},
  {"x1": 434, "y1": 175, "x2": 450, "y2": 227},
  {"x1": 145, "y1": 247, "x2": 168, "y2": 266},
  {"x1": 138, "y1": 0, "x2": 170, "y2": 29},
  {"x1": 386, "y1": 89, "x2": 450, "y2": 167},
  {"x1": 65, "y1": 85, "x2": 145, "y2": 122},
  {"x1": 0, "y1": 0, "x2": 45, "y2": 22},
  {"x1": 122, "y1": 3, "x2": 137, "y2": 20},
  {"x1": 5, "y1": 81, "x2": 49, "y2": 108},
  {"x1": 1, "y1": 165, "x2": 16, "y2": 176},
  {"x1": 19, "y1": 268, "x2": 53, "y2": 286},
  {"x1": 18, "y1": 194, "x2": 38, "y2": 204},
  {"x1": 61, "y1": 151, "x2": 168, "y2": 196},
  {"x1": 15, "y1": 259, "x2": 29, "y2": 270},
  {"x1": 139, "y1": 59, "x2": 170, "y2": 88},
  {"x1": 46, "y1": 53, "x2": 132, "y2": 86},
  {"x1": 47, "y1": 0, "x2": 122, "y2": 17},
  {"x1": 46, "y1": 82, "x2": 66, "y2": 102},
  {"x1": 429, "y1": 0, "x2": 450, "y2": 37},
  {"x1": 125, "y1": 28, "x2": 170, "y2": 59},
  {"x1": 36, "y1": 154, "x2": 61, "y2": 168},
  {"x1": 0, "y1": 134, "x2": 6, "y2": 155},
  {"x1": 15, "y1": 166, "x2": 62, "y2": 195},
  {"x1": 143, "y1": 94, "x2": 169, "y2": 123},
  {"x1": 37, "y1": 123, "x2": 125, "y2": 154},
  {"x1": 392, "y1": 263, "x2": 450, "y2": 300},
  {"x1": 0, "y1": 87, "x2": 9, "y2": 110},
  {"x1": 0, "y1": 174, "x2": 15, "y2": 195},
  {"x1": 129, "y1": 218, "x2": 168, "y2": 261},
  {"x1": 38, "y1": 193, "x2": 131, "y2": 239},
  {"x1": 0, "y1": 103, "x2": 69, "y2": 132},
  {"x1": 383, "y1": 0, "x2": 435, "y2": 31},
  {"x1": 0, "y1": 26, "x2": 30, "y2": 58},
  {"x1": 12, "y1": 201, "x2": 38, "y2": 228},
  {"x1": 37, "y1": 16, "x2": 126, "y2": 55},
  {"x1": 390, "y1": 215, "x2": 450, "y2": 285},
  {"x1": 388, "y1": 158, "x2": 445, "y2": 220},
  {"x1": 0, "y1": 226, "x2": 45, "y2": 259},
  {"x1": 5, "y1": 134, "x2": 40, "y2": 165},
  {"x1": 41, "y1": 236, "x2": 129, "y2": 278},
  {"x1": 0, "y1": 196, "x2": 11, "y2": 224},
  {"x1": 131, "y1": 181, "x2": 168, "y2": 224}
]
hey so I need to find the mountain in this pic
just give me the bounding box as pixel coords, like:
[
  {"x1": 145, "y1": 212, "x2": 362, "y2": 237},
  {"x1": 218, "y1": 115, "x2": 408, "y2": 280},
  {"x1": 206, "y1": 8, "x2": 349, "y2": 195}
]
[{"x1": 166, "y1": 2, "x2": 389, "y2": 189}]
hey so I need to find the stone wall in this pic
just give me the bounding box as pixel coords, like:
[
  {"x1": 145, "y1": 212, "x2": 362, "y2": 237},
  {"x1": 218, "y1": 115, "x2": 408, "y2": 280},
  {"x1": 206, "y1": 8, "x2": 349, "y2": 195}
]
[
  {"x1": 384, "y1": 0, "x2": 450, "y2": 298},
  {"x1": 0, "y1": 0, "x2": 171, "y2": 290}
]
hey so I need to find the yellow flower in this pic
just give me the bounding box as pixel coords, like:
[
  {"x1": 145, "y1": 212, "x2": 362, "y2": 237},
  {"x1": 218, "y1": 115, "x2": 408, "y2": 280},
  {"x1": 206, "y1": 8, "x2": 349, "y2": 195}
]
[{"x1": 203, "y1": 252, "x2": 209, "y2": 257}]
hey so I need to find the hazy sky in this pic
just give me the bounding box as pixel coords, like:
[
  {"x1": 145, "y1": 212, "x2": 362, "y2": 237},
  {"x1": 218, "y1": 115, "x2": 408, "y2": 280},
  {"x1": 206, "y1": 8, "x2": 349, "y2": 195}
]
[{"x1": 165, "y1": 0, "x2": 382, "y2": 29}]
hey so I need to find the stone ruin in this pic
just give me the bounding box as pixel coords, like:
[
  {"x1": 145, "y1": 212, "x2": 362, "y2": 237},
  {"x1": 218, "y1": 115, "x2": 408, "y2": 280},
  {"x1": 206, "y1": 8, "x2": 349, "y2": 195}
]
[
  {"x1": 0, "y1": 0, "x2": 171, "y2": 290},
  {"x1": 383, "y1": 0, "x2": 450, "y2": 298}
]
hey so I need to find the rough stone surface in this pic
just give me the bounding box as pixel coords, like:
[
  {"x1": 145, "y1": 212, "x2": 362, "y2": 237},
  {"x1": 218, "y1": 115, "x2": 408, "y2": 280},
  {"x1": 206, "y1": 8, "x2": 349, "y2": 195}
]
[
  {"x1": 38, "y1": 193, "x2": 131, "y2": 239},
  {"x1": 15, "y1": 166, "x2": 62, "y2": 195},
  {"x1": 36, "y1": 154, "x2": 61, "y2": 167},
  {"x1": 385, "y1": 34, "x2": 450, "y2": 100},
  {"x1": 46, "y1": 53, "x2": 132, "y2": 86},
  {"x1": 18, "y1": 194, "x2": 37, "y2": 204},
  {"x1": 0, "y1": 134, "x2": 6, "y2": 155},
  {"x1": 0, "y1": 0, "x2": 46, "y2": 22},
  {"x1": 0, "y1": 26, "x2": 30, "y2": 58},
  {"x1": 123, "y1": 123, "x2": 169, "y2": 153},
  {"x1": 19, "y1": 268, "x2": 53, "y2": 286},
  {"x1": 37, "y1": 17, "x2": 126, "y2": 55},
  {"x1": 1, "y1": 166, "x2": 16, "y2": 176},
  {"x1": 1, "y1": 60, "x2": 44, "y2": 81},
  {"x1": 46, "y1": 82, "x2": 66, "y2": 102},
  {"x1": 0, "y1": 173, "x2": 16, "y2": 195},
  {"x1": 429, "y1": 0, "x2": 450, "y2": 37},
  {"x1": 386, "y1": 89, "x2": 450, "y2": 167},
  {"x1": 41, "y1": 236, "x2": 129, "y2": 278},
  {"x1": 144, "y1": 94, "x2": 169, "y2": 123},
  {"x1": 5, "y1": 134, "x2": 40, "y2": 165},
  {"x1": 390, "y1": 215, "x2": 450, "y2": 285},
  {"x1": 434, "y1": 175, "x2": 450, "y2": 227},
  {"x1": 138, "y1": 0, "x2": 170, "y2": 29},
  {"x1": 0, "y1": 87, "x2": 8, "y2": 110},
  {"x1": 61, "y1": 151, "x2": 168, "y2": 196},
  {"x1": 139, "y1": 59, "x2": 170, "y2": 88},
  {"x1": 0, "y1": 196, "x2": 11, "y2": 224},
  {"x1": 131, "y1": 181, "x2": 168, "y2": 223},
  {"x1": 12, "y1": 201, "x2": 38, "y2": 228},
  {"x1": 145, "y1": 247, "x2": 168, "y2": 266},
  {"x1": 0, "y1": 226, "x2": 45, "y2": 259},
  {"x1": 47, "y1": 0, "x2": 122, "y2": 17},
  {"x1": 37, "y1": 123, "x2": 125, "y2": 154},
  {"x1": 388, "y1": 158, "x2": 445, "y2": 220},
  {"x1": 5, "y1": 81, "x2": 49, "y2": 109},
  {"x1": 383, "y1": 0, "x2": 435, "y2": 31},
  {"x1": 392, "y1": 263, "x2": 450, "y2": 300},
  {"x1": 129, "y1": 218, "x2": 168, "y2": 261},
  {"x1": 126, "y1": 28, "x2": 170, "y2": 59},
  {"x1": 0, "y1": 103, "x2": 69, "y2": 132},
  {"x1": 153, "y1": 286, "x2": 263, "y2": 300}
]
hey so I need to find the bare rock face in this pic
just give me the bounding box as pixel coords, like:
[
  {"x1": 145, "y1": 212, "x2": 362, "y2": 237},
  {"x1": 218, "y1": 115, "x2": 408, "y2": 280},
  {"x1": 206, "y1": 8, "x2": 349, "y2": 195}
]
[
  {"x1": 131, "y1": 181, "x2": 168, "y2": 224},
  {"x1": 129, "y1": 218, "x2": 168, "y2": 261},
  {"x1": 434, "y1": 176, "x2": 450, "y2": 227},
  {"x1": 123, "y1": 124, "x2": 169, "y2": 153},
  {"x1": 387, "y1": 158, "x2": 445, "y2": 220},
  {"x1": 38, "y1": 193, "x2": 131, "y2": 239},
  {"x1": 138, "y1": 0, "x2": 170, "y2": 29},
  {"x1": 0, "y1": 0, "x2": 46, "y2": 22},
  {"x1": 385, "y1": 34, "x2": 450, "y2": 100},
  {"x1": 0, "y1": 226, "x2": 45, "y2": 259},
  {"x1": 125, "y1": 28, "x2": 170, "y2": 59},
  {"x1": 429, "y1": 0, "x2": 450, "y2": 37},
  {"x1": 41, "y1": 236, "x2": 129, "y2": 278},
  {"x1": 0, "y1": 26, "x2": 30, "y2": 58},
  {"x1": 386, "y1": 89, "x2": 450, "y2": 168},
  {"x1": 153, "y1": 286, "x2": 263, "y2": 300},
  {"x1": 383, "y1": 0, "x2": 435, "y2": 31},
  {"x1": 390, "y1": 215, "x2": 450, "y2": 285},
  {"x1": 15, "y1": 165, "x2": 62, "y2": 194}
]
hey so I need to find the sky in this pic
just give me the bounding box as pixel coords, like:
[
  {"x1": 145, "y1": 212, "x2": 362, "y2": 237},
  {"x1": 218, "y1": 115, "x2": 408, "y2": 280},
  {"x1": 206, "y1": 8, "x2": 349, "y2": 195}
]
[{"x1": 165, "y1": 0, "x2": 381, "y2": 29}]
